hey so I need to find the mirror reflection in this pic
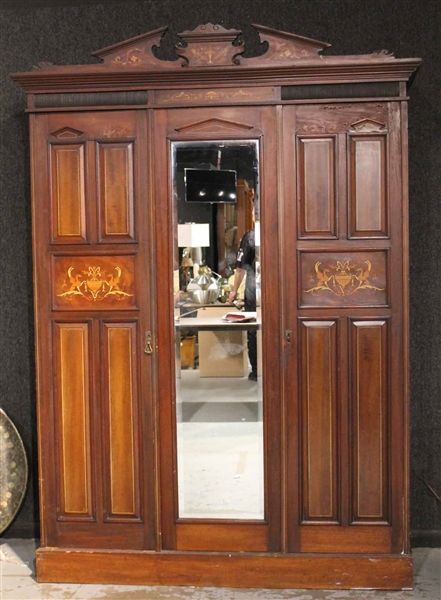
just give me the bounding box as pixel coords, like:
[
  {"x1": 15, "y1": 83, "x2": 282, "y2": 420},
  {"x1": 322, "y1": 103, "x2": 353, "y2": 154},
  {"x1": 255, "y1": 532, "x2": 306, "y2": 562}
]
[{"x1": 172, "y1": 140, "x2": 264, "y2": 520}]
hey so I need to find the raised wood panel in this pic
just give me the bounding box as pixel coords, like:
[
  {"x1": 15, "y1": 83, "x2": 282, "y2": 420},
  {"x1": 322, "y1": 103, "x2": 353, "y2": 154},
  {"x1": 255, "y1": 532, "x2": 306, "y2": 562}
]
[
  {"x1": 176, "y1": 523, "x2": 268, "y2": 552},
  {"x1": 297, "y1": 136, "x2": 336, "y2": 238},
  {"x1": 98, "y1": 142, "x2": 135, "y2": 242},
  {"x1": 300, "y1": 321, "x2": 338, "y2": 522},
  {"x1": 300, "y1": 525, "x2": 391, "y2": 554},
  {"x1": 294, "y1": 103, "x2": 389, "y2": 135},
  {"x1": 51, "y1": 143, "x2": 87, "y2": 242},
  {"x1": 350, "y1": 320, "x2": 389, "y2": 522},
  {"x1": 300, "y1": 251, "x2": 388, "y2": 308},
  {"x1": 54, "y1": 322, "x2": 93, "y2": 520},
  {"x1": 102, "y1": 323, "x2": 141, "y2": 521},
  {"x1": 349, "y1": 135, "x2": 388, "y2": 237},
  {"x1": 53, "y1": 255, "x2": 136, "y2": 311}
]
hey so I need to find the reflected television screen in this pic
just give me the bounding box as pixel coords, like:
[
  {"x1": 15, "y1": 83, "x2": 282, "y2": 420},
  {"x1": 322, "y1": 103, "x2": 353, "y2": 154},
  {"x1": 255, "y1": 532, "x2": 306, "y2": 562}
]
[{"x1": 185, "y1": 168, "x2": 237, "y2": 203}]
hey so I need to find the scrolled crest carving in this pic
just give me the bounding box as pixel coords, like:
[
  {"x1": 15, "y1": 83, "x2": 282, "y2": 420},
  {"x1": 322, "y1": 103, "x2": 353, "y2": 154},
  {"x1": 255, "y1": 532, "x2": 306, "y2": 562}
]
[
  {"x1": 176, "y1": 23, "x2": 244, "y2": 67},
  {"x1": 91, "y1": 23, "x2": 336, "y2": 70}
]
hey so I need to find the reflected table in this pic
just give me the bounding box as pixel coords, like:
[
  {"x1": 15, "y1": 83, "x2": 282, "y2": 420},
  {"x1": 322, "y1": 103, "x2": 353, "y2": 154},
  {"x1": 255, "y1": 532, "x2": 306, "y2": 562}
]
[
  {"x1": 176, "y1": 313, "x2": 261, "y2": 377},
  {"x1": 175, "y1": 316, "x2": 261, "y2": 331}
]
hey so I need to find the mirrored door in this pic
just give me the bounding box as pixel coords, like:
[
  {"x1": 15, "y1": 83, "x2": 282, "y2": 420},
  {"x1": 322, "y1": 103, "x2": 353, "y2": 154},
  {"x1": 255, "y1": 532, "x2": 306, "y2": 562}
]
[
  {"x1": 154, "y1": 107, "x2": 282, "y2": 552},
  {"x1": 172, "y1": 140, "x2": 263, "y2": 520}
]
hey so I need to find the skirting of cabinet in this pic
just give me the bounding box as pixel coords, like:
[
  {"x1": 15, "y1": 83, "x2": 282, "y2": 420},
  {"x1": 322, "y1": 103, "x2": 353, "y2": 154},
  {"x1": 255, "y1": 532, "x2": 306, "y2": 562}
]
[{"x1": 36, "y1": 549, "x2": 413, "y2": 590}]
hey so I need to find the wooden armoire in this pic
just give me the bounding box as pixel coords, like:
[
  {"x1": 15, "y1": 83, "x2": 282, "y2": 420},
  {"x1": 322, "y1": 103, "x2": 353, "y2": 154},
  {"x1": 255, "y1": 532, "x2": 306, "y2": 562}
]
[{"x1": 12, "y1": 24, "x2": 421, "y2": 590}]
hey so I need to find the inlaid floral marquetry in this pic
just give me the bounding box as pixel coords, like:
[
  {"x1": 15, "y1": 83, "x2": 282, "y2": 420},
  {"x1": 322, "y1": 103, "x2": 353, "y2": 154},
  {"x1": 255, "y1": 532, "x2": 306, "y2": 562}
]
[
  {"x1": 305, "y1": 260, "x2": 384, "y2": 296},
  {"x1": 300, "y1": 252, "x2": 388, "y2": 308},
  {"x1": 112, "y1": 48, "x2": 150, "y2": 67},
  {"x1": 58, "y1": 266, "x2": 133, "y2": 301},
  {"x1": 156, "y1": 87, "x2": 276, "y2": 105},
  {"x1": 53, "y1": 256, "x2": 136, "y2": 310}
]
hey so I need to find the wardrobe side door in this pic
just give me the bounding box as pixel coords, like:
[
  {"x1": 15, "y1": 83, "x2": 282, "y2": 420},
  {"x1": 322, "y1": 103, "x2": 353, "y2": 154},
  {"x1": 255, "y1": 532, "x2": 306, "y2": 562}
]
[
  {"x1": 31, "y1": 111, "x2": 156, "y2": 550},
  {"x1": 282, "y1": 103, "x2": 407, "y2": 554},
  {"x1": 153, "y1": 106, "x2": 283, "y2": 553}
]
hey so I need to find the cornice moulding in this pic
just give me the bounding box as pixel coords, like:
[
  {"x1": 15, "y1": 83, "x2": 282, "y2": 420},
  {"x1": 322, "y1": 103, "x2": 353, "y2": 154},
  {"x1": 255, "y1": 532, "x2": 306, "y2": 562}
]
[{"x1": 11, "y1": 59, "x2": 422, "y2": 94}]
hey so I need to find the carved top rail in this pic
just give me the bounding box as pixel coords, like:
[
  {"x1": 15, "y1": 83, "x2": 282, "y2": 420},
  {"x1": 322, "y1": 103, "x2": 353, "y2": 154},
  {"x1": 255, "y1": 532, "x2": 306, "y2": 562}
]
[{"x1": 11, "y1": 23, "x2": 421, "y2": 93}]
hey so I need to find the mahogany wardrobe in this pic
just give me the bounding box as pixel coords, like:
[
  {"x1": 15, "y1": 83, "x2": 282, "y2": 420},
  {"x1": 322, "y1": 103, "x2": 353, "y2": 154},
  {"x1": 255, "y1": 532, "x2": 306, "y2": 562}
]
[{"x1": 12, "y1": 24, "x2": 421, "y2": 590}]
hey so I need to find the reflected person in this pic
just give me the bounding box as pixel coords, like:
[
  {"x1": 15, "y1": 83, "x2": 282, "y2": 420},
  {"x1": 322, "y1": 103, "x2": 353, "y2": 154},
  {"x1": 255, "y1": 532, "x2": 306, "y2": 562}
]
[{"x1": 228, "y1": 228, "x2": 257, "y2": 381}]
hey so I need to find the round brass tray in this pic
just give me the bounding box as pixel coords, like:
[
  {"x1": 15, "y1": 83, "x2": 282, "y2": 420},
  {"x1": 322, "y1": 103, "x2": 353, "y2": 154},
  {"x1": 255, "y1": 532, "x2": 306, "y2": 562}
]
[{"x1": 0, "y1": 409, "x2": 28, "y2": 534}]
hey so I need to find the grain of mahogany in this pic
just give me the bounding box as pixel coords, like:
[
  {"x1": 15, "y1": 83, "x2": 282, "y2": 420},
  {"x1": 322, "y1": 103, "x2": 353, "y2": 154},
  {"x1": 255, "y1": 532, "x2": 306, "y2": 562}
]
[{"x1": 12, "y1": 22, "x2": 420, "y2": 588}]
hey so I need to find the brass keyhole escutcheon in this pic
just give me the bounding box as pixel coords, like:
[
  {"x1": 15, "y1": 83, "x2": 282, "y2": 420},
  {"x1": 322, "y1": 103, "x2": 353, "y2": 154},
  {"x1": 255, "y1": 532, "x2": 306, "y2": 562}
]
[{"x1": 144, "y1": 331, "x2": 153, "y2": 355}]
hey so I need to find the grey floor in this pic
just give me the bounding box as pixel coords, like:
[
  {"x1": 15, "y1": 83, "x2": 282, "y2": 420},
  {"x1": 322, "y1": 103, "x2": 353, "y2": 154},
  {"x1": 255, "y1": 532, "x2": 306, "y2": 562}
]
[
  {"x1": 0, "y1": 539, "x2": 440, "y2": 599},
  {"x1": 177, "y1": 371, "x2": 264, "y2": 520}
]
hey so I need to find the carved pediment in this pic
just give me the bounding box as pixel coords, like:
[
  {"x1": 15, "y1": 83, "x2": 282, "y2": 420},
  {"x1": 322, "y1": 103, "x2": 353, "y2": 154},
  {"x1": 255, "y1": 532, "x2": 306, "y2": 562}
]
[
  {"x1": 175, "y1": 118, "x2": 254, "y2": 134},
  {"x1": 51, "y1": 127, "x2": 84, "y2": 139},
  {"x1": 86, "y1": 23, "x2": 419, "y2": 73},
  {"x1": 91, "y1": 23, "x2": 332, "y2": 70},
  {"x1": 350, "y1": 118, "x2": 388, "y2": 133},
  {"x1": 11, "y1": 23, "x2": 422, "y2": 95}
]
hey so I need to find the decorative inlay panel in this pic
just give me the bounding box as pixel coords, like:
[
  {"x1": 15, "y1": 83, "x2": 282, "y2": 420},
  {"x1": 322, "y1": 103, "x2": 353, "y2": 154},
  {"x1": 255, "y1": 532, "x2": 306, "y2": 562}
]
[
  {"x1": 54, "y1": 322, "x2": 93, "y2": 520},
  {"x1": 349, "y1": 135, "x2": 388, "y2": 237},
  {"x1": 53, "y1": 255, "x2": 136, "y2": 310},
  {"x1": 103, "y1": 323, "x2": 140, "y2": 521},
  {"x1": 98, "y1": 141, "x2": 135, "y2": 241},
  {"x1": 300, "y1": 320, "x2": 338, "y2": 522},
  {"x1": 300, "y1": 251, "x2": 387, "y2": 308},
  {"x1": 155, "y1": 87, "x2": 276, "y2": 105},
  {"x1": 50, "y1": 143, "x2": 87, "y2": 242},
  {"x1": 350, "y1": 320, "x2": 389, "y2": 522},
  {"x1": 297, "y1": 136, "x2": 336, "y2": 238}
]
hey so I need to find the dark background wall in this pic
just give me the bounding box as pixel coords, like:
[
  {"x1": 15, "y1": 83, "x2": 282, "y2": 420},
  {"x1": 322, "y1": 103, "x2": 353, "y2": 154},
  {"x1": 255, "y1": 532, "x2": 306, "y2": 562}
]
[{"x1": 1, "y1": 0, "x2": 440, "y2": 540}]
